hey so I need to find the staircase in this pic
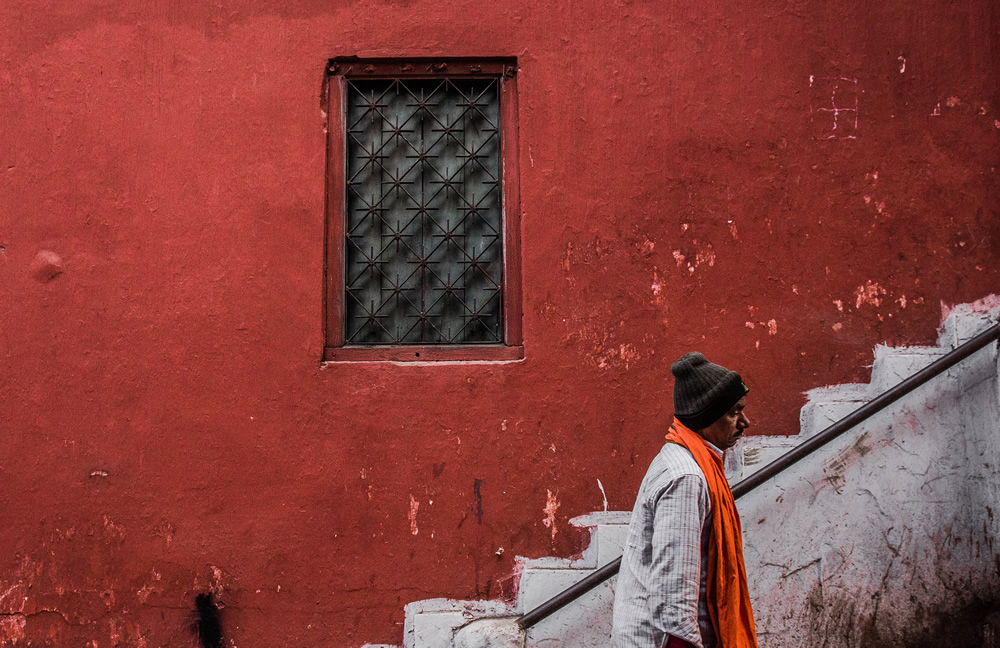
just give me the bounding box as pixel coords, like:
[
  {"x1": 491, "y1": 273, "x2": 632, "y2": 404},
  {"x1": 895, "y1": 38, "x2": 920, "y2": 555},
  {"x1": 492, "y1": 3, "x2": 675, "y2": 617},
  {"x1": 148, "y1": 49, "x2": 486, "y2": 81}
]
[{"x1": 365, "y1": 298, "x2": 1000, "y2": 648}]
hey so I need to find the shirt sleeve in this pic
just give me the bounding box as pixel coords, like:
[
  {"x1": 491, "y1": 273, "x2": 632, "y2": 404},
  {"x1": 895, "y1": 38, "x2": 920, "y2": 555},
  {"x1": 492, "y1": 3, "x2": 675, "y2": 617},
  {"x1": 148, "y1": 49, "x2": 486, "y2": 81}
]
[{"x1": 647, "y1": 472, "x2": 711, "y2": 648}]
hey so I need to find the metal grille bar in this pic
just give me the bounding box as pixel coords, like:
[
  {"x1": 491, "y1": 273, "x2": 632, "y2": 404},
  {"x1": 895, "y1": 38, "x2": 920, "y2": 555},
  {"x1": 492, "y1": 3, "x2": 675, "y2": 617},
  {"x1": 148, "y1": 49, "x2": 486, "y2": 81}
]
[{"x1": 344, "y1": 78, "x2": 504, "y2": 345}]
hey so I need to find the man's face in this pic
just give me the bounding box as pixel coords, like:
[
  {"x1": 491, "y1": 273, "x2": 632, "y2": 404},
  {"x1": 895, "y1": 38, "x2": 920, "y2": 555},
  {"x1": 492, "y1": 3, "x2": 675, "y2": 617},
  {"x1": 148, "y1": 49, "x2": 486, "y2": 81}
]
[{"x1": 699, "y1": 397, "x2": 750, "y2": 450}]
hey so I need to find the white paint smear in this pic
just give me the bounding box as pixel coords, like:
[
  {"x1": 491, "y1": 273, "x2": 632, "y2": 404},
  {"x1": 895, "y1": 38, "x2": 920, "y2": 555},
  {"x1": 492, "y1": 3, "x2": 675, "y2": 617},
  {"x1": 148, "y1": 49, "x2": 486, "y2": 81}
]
[
  {"x1": 597, "y1": 479, "x2": 609, "y2": 512},
  {"x1": 408, "y1": 495, "x2": 420, "y2": 535},
  {"x1": 542, "y1": 490, "x2": 561, "y2": 543}
]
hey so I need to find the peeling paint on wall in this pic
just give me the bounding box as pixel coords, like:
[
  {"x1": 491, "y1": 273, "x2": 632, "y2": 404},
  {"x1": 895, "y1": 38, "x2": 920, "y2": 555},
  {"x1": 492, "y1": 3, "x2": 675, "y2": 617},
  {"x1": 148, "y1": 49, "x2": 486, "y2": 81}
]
[
  {"x1": 855, "y1": 281, "x2": 887, "y2": 309},
  {"x1": 409, "y1": 495, "x2": 420, "y2": 536},
  {"x1": 0, "y1": 615, "x2": 26, "y2": 644},
  {"x1": 651, "y1": 269, "x2": 663, "y2": 302},
  {"x1": 542, "y1": 490, "x2": 561, "y2": 545}
]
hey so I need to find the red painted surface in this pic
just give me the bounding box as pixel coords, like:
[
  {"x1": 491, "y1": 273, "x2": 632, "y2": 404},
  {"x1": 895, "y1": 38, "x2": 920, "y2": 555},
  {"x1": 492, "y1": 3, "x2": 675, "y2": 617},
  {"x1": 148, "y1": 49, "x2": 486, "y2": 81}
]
[{"x1": 0, "y1": 1, "x2": 997, "y2": 647}]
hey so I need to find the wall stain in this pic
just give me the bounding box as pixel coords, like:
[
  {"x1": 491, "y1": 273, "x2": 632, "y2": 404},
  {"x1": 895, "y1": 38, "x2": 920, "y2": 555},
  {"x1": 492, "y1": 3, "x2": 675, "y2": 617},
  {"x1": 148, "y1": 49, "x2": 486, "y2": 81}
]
[
  {"x1": 193, "y1": 593, "x2": 222, "y2": 648},
  {"x1": 473, "y1": 479, "x2": 484, "y2": 525}
]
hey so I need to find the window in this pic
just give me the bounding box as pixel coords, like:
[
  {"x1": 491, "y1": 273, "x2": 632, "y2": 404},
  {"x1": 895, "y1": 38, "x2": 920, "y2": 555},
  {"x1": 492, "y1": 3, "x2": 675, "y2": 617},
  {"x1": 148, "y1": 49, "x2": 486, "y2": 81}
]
[{"x1": 324, "y1": 59, "x2": 522, "y2": 362}]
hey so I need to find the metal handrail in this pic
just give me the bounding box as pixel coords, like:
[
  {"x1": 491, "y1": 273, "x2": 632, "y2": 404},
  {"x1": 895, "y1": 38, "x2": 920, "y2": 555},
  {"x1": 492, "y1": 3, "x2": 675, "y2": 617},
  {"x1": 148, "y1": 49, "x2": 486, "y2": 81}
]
[{"x1": 518, "y1": 322, "x2": 1000, "y2": 630}]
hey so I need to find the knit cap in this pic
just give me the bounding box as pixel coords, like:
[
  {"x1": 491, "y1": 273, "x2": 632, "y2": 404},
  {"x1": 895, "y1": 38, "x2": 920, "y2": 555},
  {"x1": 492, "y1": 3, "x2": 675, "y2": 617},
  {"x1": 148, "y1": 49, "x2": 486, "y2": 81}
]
[{"x1": 672, "y1": 352, "x2": 749, "y2": 430}]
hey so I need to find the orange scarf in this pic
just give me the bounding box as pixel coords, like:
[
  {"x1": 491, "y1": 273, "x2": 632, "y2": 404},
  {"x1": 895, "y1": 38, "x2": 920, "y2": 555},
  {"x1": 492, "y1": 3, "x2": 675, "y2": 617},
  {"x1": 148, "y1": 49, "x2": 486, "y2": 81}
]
[{"x1": 666, "y1": 418, "x2": 758, "y2": 648}]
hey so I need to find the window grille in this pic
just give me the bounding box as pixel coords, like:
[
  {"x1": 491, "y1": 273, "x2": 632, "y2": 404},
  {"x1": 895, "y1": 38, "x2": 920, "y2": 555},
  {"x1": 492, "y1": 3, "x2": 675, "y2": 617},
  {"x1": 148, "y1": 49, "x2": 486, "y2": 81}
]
[{"x1": 343, "y1": 77, "x2": 504, "y2": 345}]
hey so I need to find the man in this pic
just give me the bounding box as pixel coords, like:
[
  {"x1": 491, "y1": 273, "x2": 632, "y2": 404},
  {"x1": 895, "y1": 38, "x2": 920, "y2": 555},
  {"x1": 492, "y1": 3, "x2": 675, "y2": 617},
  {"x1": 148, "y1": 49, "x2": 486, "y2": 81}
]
[{"x1": 611, "y1": 352, "x2": 757, "y2": 648}]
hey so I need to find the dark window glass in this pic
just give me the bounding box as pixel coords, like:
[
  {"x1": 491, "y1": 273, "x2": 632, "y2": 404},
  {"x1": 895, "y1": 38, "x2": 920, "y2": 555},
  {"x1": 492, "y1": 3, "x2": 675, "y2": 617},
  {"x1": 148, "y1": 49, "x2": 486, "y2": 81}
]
[{"x1": 344, "y1": 78, "x2": 503, "y2": 345}]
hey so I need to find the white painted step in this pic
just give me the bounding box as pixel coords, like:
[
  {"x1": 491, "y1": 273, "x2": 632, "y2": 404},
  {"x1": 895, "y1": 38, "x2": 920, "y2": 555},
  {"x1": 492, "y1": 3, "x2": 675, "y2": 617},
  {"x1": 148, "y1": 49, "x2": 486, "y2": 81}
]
[
  {"x1": 397, "y1": 512, "x2": 629, "y2": 648},
  {"x1": 515, "y1": 512, "x2": 629, "y2": 648}
]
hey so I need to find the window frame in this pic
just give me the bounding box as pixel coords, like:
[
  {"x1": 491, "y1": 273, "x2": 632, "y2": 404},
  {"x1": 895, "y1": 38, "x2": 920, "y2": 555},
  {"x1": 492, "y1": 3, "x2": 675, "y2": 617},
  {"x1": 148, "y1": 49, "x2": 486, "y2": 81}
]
[{"x1": 323, "y1": 58, "x2": 523, "y2": 363}]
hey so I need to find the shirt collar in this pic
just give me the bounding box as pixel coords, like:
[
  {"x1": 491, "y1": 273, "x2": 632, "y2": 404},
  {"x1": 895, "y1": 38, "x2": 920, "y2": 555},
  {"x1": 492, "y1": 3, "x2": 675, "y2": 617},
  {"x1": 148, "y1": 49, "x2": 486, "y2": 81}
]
[{"x1": 704, "y1": 439, "x2": 724, "y2": 457}]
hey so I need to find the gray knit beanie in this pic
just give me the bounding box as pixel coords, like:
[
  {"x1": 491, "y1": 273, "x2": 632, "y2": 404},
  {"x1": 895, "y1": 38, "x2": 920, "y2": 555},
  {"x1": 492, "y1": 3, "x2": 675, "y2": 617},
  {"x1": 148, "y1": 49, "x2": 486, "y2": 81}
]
[{"x1": 672, "y1": 352, "x2": 748, "y2": 430}]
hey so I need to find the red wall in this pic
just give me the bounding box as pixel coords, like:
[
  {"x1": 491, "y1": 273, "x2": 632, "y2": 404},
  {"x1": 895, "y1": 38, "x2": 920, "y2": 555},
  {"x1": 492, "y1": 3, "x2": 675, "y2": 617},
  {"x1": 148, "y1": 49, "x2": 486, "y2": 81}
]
[{"x1": 1, "y1": 1, "x2": 997, "y2": 646}]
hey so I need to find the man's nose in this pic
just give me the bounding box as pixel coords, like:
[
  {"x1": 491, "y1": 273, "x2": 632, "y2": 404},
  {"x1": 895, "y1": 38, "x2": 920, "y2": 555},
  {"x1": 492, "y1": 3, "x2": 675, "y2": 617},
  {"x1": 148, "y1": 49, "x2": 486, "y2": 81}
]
[{"x1": 739, "y1": 412, "x2": 751, "y2": 428}]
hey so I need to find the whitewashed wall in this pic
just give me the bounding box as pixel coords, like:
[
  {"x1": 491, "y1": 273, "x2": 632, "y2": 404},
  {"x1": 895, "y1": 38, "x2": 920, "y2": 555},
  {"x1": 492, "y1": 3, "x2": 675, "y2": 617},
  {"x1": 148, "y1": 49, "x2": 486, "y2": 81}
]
[{"x1": 740, "y1": 309, "x2": 1000, "y2": 647}]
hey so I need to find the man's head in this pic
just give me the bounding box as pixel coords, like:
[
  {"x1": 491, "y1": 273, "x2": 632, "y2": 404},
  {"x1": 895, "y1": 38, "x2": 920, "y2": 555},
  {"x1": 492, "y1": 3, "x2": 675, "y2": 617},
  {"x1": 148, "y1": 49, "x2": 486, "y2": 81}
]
[{"x1": 671, "y1": 352, "x2": 750, "y2": 449}]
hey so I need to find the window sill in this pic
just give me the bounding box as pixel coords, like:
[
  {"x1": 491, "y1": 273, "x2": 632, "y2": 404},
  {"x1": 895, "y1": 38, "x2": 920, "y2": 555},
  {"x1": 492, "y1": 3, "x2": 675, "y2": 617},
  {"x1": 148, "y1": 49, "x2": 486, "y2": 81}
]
[{"x1": 322, "y1": 345, "x2": 524, "y2": 364}]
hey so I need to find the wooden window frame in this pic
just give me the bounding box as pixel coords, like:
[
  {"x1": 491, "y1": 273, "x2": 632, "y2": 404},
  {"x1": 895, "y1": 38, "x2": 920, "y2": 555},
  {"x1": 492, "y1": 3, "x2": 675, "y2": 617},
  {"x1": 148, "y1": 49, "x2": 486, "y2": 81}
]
[{"x1": 323, "y1": 58, "x2": 523, "y2": 363}]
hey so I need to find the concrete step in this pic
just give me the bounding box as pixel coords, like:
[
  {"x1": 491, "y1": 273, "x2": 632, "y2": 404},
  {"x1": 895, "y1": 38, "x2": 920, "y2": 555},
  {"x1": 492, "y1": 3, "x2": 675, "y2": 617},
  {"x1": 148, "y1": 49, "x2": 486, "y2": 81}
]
[
  {"x1": 938, "y1": 296, "x2": 1000, "y2": 348},
  {"x1": 401, "y1": 598, "x2": 516, "y2": 648},
  {"x1": 399, "y1": 512, "x2": 629, "y2": 648},
  {"x1": 516, "y1": 511, "x2": 630, "y2": 573},
  {"x1": 869, "y1": 344, "x2": 948, "y2": 393},
  {"x1": 725, "y1": 434, "x2": 799, "y2": 484}
]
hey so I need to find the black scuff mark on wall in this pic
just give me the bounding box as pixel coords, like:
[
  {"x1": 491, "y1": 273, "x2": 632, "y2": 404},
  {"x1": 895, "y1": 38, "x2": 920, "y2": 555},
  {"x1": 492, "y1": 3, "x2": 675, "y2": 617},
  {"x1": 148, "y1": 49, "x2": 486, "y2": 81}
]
[
  {"x1": 473, "y1": 479, "x2": 484, "y2": 524},
  {"x1": 194, "y1": 593, "x2": 223, "y2": 648}
]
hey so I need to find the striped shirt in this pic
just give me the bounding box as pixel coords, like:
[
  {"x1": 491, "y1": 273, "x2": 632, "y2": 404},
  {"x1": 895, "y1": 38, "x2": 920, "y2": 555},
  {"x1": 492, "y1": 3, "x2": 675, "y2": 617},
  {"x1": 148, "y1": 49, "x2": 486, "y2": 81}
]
[{"x1": 611, "y1": 441, "x2": 719, "y2": 648}]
